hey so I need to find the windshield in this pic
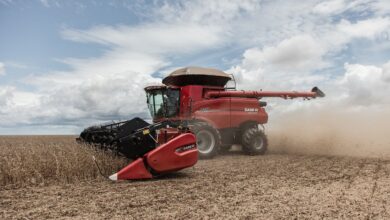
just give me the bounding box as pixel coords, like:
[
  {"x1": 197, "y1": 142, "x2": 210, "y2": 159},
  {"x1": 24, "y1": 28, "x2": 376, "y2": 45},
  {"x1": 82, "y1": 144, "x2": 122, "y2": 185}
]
[{"x1": 147, "y1": 89, "x2": 180, "y2": 119}]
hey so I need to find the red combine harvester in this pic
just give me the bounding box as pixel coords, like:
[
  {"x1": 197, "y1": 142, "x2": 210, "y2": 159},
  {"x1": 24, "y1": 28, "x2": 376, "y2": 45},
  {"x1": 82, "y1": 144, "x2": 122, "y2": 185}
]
[{"x1": 78, "y1": 67, "x2": 324, "y2": 181}]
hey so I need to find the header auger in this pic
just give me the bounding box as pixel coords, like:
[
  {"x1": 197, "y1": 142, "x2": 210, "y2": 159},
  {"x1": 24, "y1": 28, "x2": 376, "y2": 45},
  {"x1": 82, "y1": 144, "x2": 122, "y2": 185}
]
[{"x1": 78, "y1": 66, "x2": 325, "y2": 181}]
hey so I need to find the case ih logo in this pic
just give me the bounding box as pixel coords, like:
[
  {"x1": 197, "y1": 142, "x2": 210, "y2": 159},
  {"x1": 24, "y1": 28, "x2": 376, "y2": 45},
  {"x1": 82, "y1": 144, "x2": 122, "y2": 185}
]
[
  {"x1": 176, "y1": 144, "x2": 196, "y2": 153},
  {"x1": 244, "y1": 108, "x2": 259, "y2": 112}
]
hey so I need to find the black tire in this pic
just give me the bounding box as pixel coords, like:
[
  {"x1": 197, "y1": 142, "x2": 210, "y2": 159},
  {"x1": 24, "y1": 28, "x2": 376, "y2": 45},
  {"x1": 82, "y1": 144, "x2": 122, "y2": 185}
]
[
  {"x1": 241, "y1": 126, "x2": 268, "y2": 155},
  {"x1": 191, "y1": 122, "x2": 221, "y2": 159}
]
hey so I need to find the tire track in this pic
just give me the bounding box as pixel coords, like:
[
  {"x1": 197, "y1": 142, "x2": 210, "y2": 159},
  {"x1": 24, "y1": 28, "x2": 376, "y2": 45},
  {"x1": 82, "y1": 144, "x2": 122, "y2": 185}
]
[
  {"x1": 366, "y1": 159, "x2": 390, "y2": 219},
  {"x1": 335, "y1": 159, "x2": 366, "y2": 210}
]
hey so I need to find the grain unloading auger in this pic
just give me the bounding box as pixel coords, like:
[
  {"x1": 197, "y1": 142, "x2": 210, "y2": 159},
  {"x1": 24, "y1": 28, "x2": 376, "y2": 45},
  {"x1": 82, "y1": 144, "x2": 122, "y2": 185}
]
[{"x1": 77, "y1": 66, "x2": 325, "y2": 181}]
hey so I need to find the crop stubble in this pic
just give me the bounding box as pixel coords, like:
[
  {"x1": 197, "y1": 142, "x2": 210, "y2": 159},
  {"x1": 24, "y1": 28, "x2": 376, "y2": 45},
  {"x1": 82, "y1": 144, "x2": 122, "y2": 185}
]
[{"x1": 1, "y1": 136, "x2": 390, "y2": 219}]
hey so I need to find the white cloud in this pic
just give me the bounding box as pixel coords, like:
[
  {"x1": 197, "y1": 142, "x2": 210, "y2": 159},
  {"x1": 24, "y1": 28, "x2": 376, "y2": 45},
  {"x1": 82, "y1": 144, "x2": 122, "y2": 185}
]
[
  {"x1": 224, "y1": 1, "x2": 390, "y2": 117},
  {"x1": 313, "y1": 0, "x2": 346, "y2": 15},
  {"x1": 229, "y1": 12, "x2": 390, "y2": 91},
  {"x1": 371, "y1": 0, "x2": 390, "y2": 16},
  {"x1": 383, "y1": 60, "x2": 390, "y2": 82},
  {"x1": 339, "y1": 62, "x2": 390, "y2": 106},
  {"x1": 21, "y1": 50, "x2": 166, "y2": 126},
  {"x1": 0, "y1": 62, "x2": 5, "y2": 76},
  {"x1": 2, "y1": 0, "x2": 258, "y2": 131},
  {"x1": 2, "y1": 0, "x2": 390, "y2": 133},
  {"x1": 227, "y1": 34, "x2": 330, "y2": 91},
  {"x1": 0, "y1": 86, "x2": 13, "y2": 108},
  {"x1": 27, "y1": 19, "x2": 230, "y2": 127},
  {"x1": 312, "y1": 0, "x2": 377, "y2": 16},
  {"x1": 245, "y1": 35, "x2": 327, "y2": 71},
  {"x1": 0, "y1": 85, "x2": 44, "y2": 126},
  {"x1": 234, "y1": 59, "x2": 390, "y2": 129},
  {"x1": 61, "y1": 23, "x2": 224, "y2": 55},
  {"x1": 153, "y1": 0, "x2": 260, "y2": 25},
  {"x1": 337, "y1": 17, "x2": 390, "y2": 40}
]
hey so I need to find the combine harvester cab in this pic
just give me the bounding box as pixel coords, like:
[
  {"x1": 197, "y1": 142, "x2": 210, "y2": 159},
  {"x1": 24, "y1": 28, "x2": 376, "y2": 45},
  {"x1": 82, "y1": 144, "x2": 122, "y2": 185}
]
[{"x1": 78, "y1": 66, "x2": 324, "y2": 181}]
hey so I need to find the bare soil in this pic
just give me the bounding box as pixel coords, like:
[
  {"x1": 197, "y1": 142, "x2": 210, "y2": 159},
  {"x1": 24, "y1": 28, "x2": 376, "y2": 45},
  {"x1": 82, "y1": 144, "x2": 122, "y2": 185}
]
[{"x1": 1, "y1": 137, "x2": 390, "y2": 219}]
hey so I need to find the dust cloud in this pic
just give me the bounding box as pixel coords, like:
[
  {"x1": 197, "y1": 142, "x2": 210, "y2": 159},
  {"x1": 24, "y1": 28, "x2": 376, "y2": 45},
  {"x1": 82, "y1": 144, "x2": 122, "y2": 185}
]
[{"x1": 267, "y1": 109, "x2": 390, "y2": 158}]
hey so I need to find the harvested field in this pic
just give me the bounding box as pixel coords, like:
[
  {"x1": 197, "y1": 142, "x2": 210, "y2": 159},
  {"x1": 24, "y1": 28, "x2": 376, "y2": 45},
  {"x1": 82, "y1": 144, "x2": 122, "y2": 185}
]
[{"x1": 1, "y1": 136, "x2": 390, "y2": 219}]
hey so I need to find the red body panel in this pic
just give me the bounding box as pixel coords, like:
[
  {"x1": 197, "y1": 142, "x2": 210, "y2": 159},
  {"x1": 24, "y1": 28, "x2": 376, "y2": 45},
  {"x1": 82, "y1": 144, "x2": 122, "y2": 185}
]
[
  {"x1": 111, "y1": 132, "x2": 197, "y2": 180},
  {"x1": 175, "y1": 86, "x2": 268, "y2": 129},
  {"x1": 146, "y1": 133, "x2": 197, "y2": 173},
  {"x1": 179, "y1": 85, "x2": 204, "y2": 117},
  {"x1": 116, "y1": 158, "x2": 153, "y2": 180},
  {"x1": 192, "y1": 98, "x2": 231, "y2": 129},
  {"x1": 229, "y1": 98, "x2": 268, "y2": 126},
  {"x1": 153, "y1": 85, "x2": 270, "y2": 129}
]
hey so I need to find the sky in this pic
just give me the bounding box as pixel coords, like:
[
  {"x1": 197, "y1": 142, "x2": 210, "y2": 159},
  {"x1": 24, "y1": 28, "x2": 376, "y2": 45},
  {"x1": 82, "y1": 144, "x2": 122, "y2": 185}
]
[{"x1": 0, "y1": 0, "x2": 390, "y2": 134}]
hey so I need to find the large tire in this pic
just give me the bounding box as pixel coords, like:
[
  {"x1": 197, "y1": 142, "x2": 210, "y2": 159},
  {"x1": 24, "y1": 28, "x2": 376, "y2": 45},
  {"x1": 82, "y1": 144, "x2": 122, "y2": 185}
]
[
  {"x1": 241, "y1": 126, "x2": 268, "y2": 155},
  {"x1": 191, "y1": 122, "x2": 221, "y2": 159}
]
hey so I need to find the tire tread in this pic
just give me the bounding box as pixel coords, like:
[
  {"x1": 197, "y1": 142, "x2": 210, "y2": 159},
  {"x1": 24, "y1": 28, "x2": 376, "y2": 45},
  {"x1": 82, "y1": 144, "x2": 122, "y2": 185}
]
[
  {"x1": 191, "y1": 122, "x2": 221, "y2": 159},
  {"x1": 242, "y1": 127, "x2": 268, "y2": 155}
]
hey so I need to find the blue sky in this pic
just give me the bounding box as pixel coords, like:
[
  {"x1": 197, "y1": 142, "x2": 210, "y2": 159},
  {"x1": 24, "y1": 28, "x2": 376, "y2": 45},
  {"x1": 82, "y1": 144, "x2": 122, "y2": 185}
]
[
  {"x1": 1, "y1": 1, "x2": 143, "y2": 83},
  {"x1": 0, "y1": 0, "x2": 390, "y2": 134}
]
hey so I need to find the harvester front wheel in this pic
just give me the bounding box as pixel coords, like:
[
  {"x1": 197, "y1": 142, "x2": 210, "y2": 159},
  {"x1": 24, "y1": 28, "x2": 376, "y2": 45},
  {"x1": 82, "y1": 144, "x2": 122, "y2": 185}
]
[
  {"x1": 192, "y1": 122, "x2": 221, "y2": 159},
  {"x1": 241, "y1": 127, "x2": 268, "y2": 155}
]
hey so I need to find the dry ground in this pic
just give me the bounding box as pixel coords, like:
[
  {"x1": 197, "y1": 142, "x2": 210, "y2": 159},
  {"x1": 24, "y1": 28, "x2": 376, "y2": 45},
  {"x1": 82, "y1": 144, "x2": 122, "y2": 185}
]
[{"x1": 1, "y1": 136, "x2": 390, "y2": 219}]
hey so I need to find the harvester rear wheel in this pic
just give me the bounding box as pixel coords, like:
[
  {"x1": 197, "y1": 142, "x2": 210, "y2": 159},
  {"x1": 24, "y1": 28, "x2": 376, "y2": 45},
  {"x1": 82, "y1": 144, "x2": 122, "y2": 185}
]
[
  {"x1": 191, "y1": 122, "x2": 221, "y2": 159},
  {"x1": 241, "y1": 127, "x2": 268, "y2": 155}
]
